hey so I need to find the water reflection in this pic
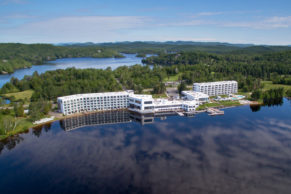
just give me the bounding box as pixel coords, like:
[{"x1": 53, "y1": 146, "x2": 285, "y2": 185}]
[
  {"x1": 0, "y1": 104, "x2": 291, "y2": 194},
  {"x1": 60, "y1": 110, "x2": 132, "y2": 131},
  {"x1": 60, "y1": 110, "x2": 175, "y2": 131},
  {"x1": 0, "y1": 135, "x2": 24, "y2": 154},
  {"x1": 250, "y1": 104, "x2": 261, "y2": 112},
  {"x1": 249, "y1": 97, "x2": 285, "y2": 112}
]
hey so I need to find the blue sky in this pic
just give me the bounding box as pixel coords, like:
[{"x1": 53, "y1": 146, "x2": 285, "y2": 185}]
[{"x1": 0, "y1": 0, "x2": 291, "y2": 45}]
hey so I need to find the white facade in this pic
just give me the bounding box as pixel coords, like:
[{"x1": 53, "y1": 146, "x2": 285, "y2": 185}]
[
  {"x1": 58, "y1": 90, "x2": 200, "y2": 115},
  {"x1": 182, "y1": 91, "x2": 209, "y2": 103},
  {"x1": 193, "y1": 81, "x2": 238, "y2": 96},
  {"x1": 129, "y1": 94, "x2": 199, "y2": 113},
  {"x1": 57, "y1": 91, "x2": 132, "y2": 115}
]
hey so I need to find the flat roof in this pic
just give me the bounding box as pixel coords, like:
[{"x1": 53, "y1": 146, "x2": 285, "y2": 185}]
[
  {"x1": 153, "y1": 99, "x2": 183, "y2": 106},
  {"x1": 182, "y1": 91, "x2": 209, "y2": 98},
  {"x1": 130, "y1": 94, "x2": 153, "y2": 99},
  {"x1": 193, "y1": 80, "x2": 237, "y2": 85},
  {"x1": 58, "y1": 91, "x2": 130, "y2": 101}
]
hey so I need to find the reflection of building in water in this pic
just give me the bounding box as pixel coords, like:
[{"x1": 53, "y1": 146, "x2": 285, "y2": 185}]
[
  {"x1": 60, "y1": 111, "x2": 177, "y2": 131},
  {"x1": 130, "y1": 113, "x2": 154, "y2": 125},
  {"x1": 60, "y1": 110, "x2": 132, "y2": 131}
]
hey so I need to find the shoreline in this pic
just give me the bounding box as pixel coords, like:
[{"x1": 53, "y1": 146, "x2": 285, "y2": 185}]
[{"x1": 0, "y1": 104, "x2": 245, "y2": 141}]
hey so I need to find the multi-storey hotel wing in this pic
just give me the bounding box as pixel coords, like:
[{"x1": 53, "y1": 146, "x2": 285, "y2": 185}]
[
  {"x1": 58, "y1": 90, "x2": 204, "y2": 115},
  {"x1": 193, "y1": 81, "x2": 238, "y2": 96},
  {"x1": 128, "y1": 94, "x2": 199, "y2": 113},
  {"x1": 181, "y1": 91, "x2": 209, "y2": 103},
  {"x1": 57, "y1": 91, "x2": 133, "y2": 115}
]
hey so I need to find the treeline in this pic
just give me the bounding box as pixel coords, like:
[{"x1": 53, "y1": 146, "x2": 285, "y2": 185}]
[
  {"x1": 114, "y1": 65, "x2": 166, "y2": 93},
  {"x1": 1, "y1": 68, "x2": 122, "y2": 101},
  {"x1": 143, "y1": 51, "x2": 291, "y2": 91},
  {"x1": 270, "y1": 74, "x2": 291, "y2": 85},
  {"x1": 0, "y1": 43, "x2": 123, "y2": 74},
  {"x1": 251, "y1": 88, "x2": 286, "y2": 106},
  {"x1": 95, "y1": 41, "x2": 291, "y2": 55}
]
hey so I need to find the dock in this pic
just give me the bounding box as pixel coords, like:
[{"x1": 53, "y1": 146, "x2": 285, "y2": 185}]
[{"x1": 207, "y1": 108, "x2": 224, "y2": 116}]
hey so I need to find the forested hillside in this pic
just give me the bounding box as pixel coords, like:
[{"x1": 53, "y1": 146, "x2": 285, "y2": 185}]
[
  {"x1": 0, "y1": 43, "x2": 123, "y2": 74},
  {"x1": 1, "y1": 68, "x2": 122, "y2": 100},
  {"x1": 95, "y1": 41, "x2": 291, "y2": 55}
]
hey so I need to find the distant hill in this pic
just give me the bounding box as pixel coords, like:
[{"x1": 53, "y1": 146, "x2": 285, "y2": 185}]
[{"x1": 56, "y1": 41, "x2": 291, "y2": 55}]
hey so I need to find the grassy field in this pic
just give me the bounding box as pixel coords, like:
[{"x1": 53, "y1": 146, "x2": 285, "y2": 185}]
[
  {"x1": 163, "y1": 73, "x2": 182, "y2": 82},
  {"x1": 197, "y1": 100, "x2": 241, "y2": 111},
  {"x1": 196, "y1": 102, "x2": 221, "y2": 110},
  {"x1": 2, "y1": 90, "x2": 34, "y2": 101},
  {"x1": 262, "y1": 81, "x2": 291, "y2": 92}
]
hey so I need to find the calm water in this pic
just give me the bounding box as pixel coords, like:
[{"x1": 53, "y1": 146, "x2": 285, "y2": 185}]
[
  {"x1": 0, "y1": 100, "x2": 291, "y2": 194},
  {"x1": 0, "y1": 54, "x2": 144, "y2": 88}
]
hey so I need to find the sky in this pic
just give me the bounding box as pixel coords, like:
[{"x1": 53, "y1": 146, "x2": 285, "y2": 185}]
[{"x1": 0, "y1": 0, "x2": 291, "y2": 45}]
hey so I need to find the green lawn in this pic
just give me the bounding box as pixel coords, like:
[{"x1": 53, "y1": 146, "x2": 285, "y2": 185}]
[
  {"x1": 2, "y1": 90, "x2": 34, "y2": 101},
  {"x1": 163, "y1": 73, "x2": 182, "y2": 82},
  {"x1": 262, "y1": 81, "x2": 291, "y2": 92},
  {"x1": 197, "y1": 100, "x2": 241, "y2": 111},
  {"x1": 196, "y1": 102, "x2": 221, "y2": 110}
]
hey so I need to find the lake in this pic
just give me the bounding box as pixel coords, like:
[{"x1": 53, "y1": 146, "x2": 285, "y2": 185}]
[
  {"x1": 0, "y1": 54, "x2": 144, "y2": 88},
  {"x1": 0, "y1": 99, "x2": 291, "y2": 194}
]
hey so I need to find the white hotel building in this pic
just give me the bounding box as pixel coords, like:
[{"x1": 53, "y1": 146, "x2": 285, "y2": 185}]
[
  {"x1": 58, "y1": 91, "x2": 202, "y2": 115},
  {"x1": 57, "y1": 91, "x2": 132, "y2": 115},
  {"x1": 181, "y1": 91, "x2": 209, "y2": 103},
  {"x1": 193, "y1": 81, "x2": 238, "y2": 96},
  {"x1": 128, "y1": 94, "x2": 199, "y2": 113}
]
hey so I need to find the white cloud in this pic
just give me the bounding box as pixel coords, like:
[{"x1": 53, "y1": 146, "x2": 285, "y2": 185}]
[
  {"x1": 0, "y1": 16, "x2": 149, "y2": 42},
  {"x1": 166, "y1": 16, "x2": 291, "y2": 29},
  {"x1": 196, "y1": 12, "x2": 225, "y2": 16}
]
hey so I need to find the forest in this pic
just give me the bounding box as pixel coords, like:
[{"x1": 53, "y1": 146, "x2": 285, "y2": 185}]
[
  {"x1": 1, "y1": 49, "x2": 291, "y2": 99},
  {"x1": 80, "y1": 41, "x2": 291, "y2": 55},
  {"x1": 1, "y1": 68, "x2": 122, "y2": 101},
  {"x1": 0, "y1": 43, "x2": 123, "y2": 74}
]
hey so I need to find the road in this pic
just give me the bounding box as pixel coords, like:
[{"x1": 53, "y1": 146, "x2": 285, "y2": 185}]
[{"x1": 166, "y1": 87, "x2": 179, "y2": 99}]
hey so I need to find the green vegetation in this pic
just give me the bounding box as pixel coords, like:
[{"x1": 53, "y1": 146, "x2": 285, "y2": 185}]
[
  {"x1": 96, "y1": 41, "x2": 291, "y2": 55},
  {"x1": 152, "y1": 93, "x2": 168, "y2": 99},
  {"x1": 0, "y1": 108, "x2": 33, "y2": 141},
  {"x1": 164, "y1": 73, "x2": 181, "y2": 82},
  {"x1": 250, "y1": 87, "x2": 284, "y2": 106},
  {"x1": 143, "y1": 50, "x2": 291, "y2": 92},
  {"x1": 0, "y1": 43, "x2": 123, "y2": 74},
  {"x1": 262, "y1": 88, "x2": 284, "y2": 106},
  {"x1": 197, "y1": 101, "x2": 241, "y2": 111},
  {"x1": 153, "y1": 82, "x2": 166, "y2": 94},
  {"x1": 0, "y1": 117, "x2": 32, "y2": 141},
  {"x1": 178, "y1": 82, "x2": 187, "y2": 94},
  {"x1": 2, "y1": 90, "x2": 33, "y2": 102},
  {"x1": 114, "y1": 65, "x2": 166, "y2": 93},
  {"x1": 1, "y1": 42, "x2": 291, "y2": 141},
  {"x1": 29, "y1": 100, "x2": 52, "y2": 122},
  {"x1": 262, "y1": 81, "x2": 291, "y2": 92},
  {"x1": 196, "y1": 102, "x2": 221, "y2": 110},
  {"x1": 1, "y1": 68, "x2": 122, "y2": 101},
  {"x1": 251, "y1": 90, "x2": 262, "y2": 101}
]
